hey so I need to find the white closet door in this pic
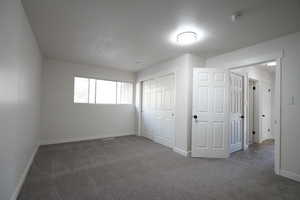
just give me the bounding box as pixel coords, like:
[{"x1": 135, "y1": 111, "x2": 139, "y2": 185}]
[
  {"x1": 229, "y1": 73, "x2": 244, "y2": 153},
  {"x1": 142, "y1": 79, "x2": 155, "y2": 140},
  {"x1": 192, "y1": 68, "x2": 229, "y2": 158},
  {"x1": 142, "y1": 74, "x2": 175, "y2": 148}
]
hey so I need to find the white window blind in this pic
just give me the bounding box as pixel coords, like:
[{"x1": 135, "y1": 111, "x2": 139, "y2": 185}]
[
  {"x1": 74, "y1": 77, "x2": 89, "y2": 103},
  {"x1": 89, "y1": 79, "x2": 96, "y2": 104},
  {"x1": 74, "y1": 77, "x2": 133, "y2": 104},
  {"x1": 117, "y1": 82, "x2": 133, "y2": 104},
  {"x1": 96, "y1": 80, "x2": 117, "y2": 104}
]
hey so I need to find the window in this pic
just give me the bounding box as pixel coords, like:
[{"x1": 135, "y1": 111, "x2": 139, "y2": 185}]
[
  {"x1": 74, "y1": 77, "x2": 89, "y2": 103},
  {"x1": 89, "y1": 79, "x2": 96, "y2": 104},
  {"x1": 96, "y1": 80, "x2": 117, "y2": 104},
  {"x1": 117, "y1": 82, "x2": 133, "y2": 104},
  {"x1": 74, "y1": 77, "x2": 133, "y2": 104}
]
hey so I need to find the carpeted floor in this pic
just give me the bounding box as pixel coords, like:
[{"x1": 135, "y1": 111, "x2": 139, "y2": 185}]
[{"x1": 18, "y1": 136, "x2": 300, "y2": 200}]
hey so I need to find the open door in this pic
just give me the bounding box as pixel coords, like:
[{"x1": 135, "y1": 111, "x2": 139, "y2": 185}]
[
  {"x1": 259, "y1": 81, "x2": 272, "y2": 142},
  {"x1": 192, "y1": 68, "x2": 229, "y2": 158},
  {"x1": 229, "y1": 72, "x2": 244, "y2": 153},
  {"x1": 243, "y1": 73, "x2": 249, "y2": 150}
]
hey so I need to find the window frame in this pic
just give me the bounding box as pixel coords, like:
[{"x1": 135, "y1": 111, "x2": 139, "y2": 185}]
[{"x1": 73, "y1": 76, "x2": 134, "y2": 105}]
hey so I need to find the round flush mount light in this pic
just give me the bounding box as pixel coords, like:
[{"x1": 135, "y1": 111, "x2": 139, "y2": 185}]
[
  {"x1": 176, "y1": 31, "x2": 198, "y2": 45},
  {"x1": 266, "y1": 61, "x2": 277, "y2": 66},
  {"x1": 170, "y1": 26, "x2": 205, "y2": 46}
]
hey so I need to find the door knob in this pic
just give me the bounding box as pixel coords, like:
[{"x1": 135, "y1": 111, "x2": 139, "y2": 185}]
[
  {"x1": 240, "y1": 115, "x2": 244, "y2": 119},
  {"x1": 193, "y1": 115, "x2": 198, "y2": 119},
  {"x1": 262, "y1": 114, "x2": 265, "y2": 117}
]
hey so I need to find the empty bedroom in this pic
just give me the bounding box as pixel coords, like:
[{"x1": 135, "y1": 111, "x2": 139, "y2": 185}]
[{"x1": 1, "y1": 0, "x2": 300, "y2": 200}]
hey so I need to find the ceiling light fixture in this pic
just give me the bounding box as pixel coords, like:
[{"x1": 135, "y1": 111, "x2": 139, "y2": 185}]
[
  {"x1": 170, "y1": 25, "x2": 205, "y2": 46},
  {"x1": 266, "y1": 61, "x2": 277, "y2": 66},
  {"x1": 176, "y1": 31, "x2": 198, "y2": 45}
]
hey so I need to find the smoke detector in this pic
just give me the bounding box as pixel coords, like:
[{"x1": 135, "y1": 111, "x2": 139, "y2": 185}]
[{"x1": 231, "y1": 11, "x2": 242, "y2": 22}]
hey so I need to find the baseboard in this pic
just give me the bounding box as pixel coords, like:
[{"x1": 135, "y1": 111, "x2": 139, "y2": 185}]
[
  {"x1": 40, "y1": 132, "x2": 136, "y2": 145},
  {"x1": 280, "y1": 169, "x2": 300, "y2": 182},
  {"x1": 173, "y1": 147, "x2": 190, "y2": 157},
  {"x1": 10, "y1": 145, "x2": 39, "y2": 200},
  {"x1": 152, "y1": 135, "x2": 173, "y2": 149}
]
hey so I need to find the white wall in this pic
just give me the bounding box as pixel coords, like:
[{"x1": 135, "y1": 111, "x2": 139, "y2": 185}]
[
  {"x1": 0, "y1": 0, "x2": 42, "y2": 199},
  {"x1": 41, "y1": 59, "x2": 136, "y2": 145},
  {"x1": 136, "y1": 54, "x2": 205, "y2": 155},
  {"x1": 206, "y1": 32, "x2": 300, "y2": 180}
]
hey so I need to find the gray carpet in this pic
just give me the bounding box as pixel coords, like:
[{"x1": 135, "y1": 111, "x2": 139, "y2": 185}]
[{"x1": 18, "y1": 136, "x2": 300, "y2": 200}]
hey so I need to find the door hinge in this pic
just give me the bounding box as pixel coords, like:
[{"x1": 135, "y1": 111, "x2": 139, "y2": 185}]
[{"x1": 252, "y1": 131, "x2": 256, "y2": 135}]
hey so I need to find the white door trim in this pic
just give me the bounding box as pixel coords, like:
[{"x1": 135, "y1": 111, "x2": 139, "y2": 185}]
[{"x1": 227, "y1": 55, "x2": 282, "y2": 175}]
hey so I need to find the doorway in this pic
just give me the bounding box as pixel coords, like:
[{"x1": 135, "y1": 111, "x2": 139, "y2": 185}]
[
  {"x1": 191, "y1": 58, "x2": 281, "y2": 174},
  {"x1": 229, "y1": 61, "x2": 277, "y2": 162},
  {"x1": 141, "y1": 74, "x2": 175, "y2": 148}
]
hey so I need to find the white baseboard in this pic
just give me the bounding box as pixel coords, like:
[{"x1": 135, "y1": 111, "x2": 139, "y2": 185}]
[
  {"x1": 280, "y1": 169, "x2": 300, "y2": 182},
  {"x1": 40, "y1": 132, "x2": 136, "y2": 145},
  {"x1": 10, "y1": 145, "x2": 39, "y2": 200},
  {"x1": 173, "y1": 147, "x2": 190, "y2": 157},
  {"x1": 152, "y1": 135, "x2": 173, "y2": 149}
]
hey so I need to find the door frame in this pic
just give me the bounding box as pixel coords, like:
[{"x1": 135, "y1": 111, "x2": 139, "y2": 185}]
[
  {"x1": 139, "y1": 73, "x2": 176, "y2": 148},
  {"x1": 227, "y1": 56, "x2": 282, "y2": 175}
]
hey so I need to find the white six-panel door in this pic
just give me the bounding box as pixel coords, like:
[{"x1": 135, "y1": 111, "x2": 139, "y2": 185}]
[
  {"x1": 192, "y1": 68, "x2": 229, "y2": 158},
  {"x1": 260, "y1": 81, "x2": 272, "y2": 142},
  {"x1": 229, "y1": 73, "x2": 244, "y2": 153},
  {"x1": 142, "y1": 79, "x2": 155, "y2": 140},
  {"x1": 142, "y1": 74, "x2": 175, "y2": 148}
]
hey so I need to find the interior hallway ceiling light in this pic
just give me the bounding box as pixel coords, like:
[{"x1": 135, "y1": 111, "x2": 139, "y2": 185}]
[
  {"x1": 266, "y1": 61, "x2": 277, "y2": 66},
  {"x1": 176, "y1": 31, "x2": 198, "y2": 45},
  {"x1": 170, "y1": 25, "x2": 205, "y2": 46}
]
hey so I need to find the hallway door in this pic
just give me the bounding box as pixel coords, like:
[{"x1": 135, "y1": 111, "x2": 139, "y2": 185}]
[
  {"x1": 192, "y1": 68, "x2": 230, "y2": 158},
  {"x1": 260, "y1": 81, "x2": 272, "y2": 142},
  {"x1": 229, "y1": 73, "x2": 244, "y2": 153}
]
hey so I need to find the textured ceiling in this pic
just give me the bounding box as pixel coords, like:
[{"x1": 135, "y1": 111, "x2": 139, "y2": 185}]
[{"x1": 22, "y1": 0, "x2": 300, "y2": 71}]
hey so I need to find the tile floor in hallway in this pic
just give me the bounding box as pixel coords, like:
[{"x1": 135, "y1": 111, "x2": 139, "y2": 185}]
[{"x1": 18, "y1": 136, "x2": 300, "y2": 200}]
